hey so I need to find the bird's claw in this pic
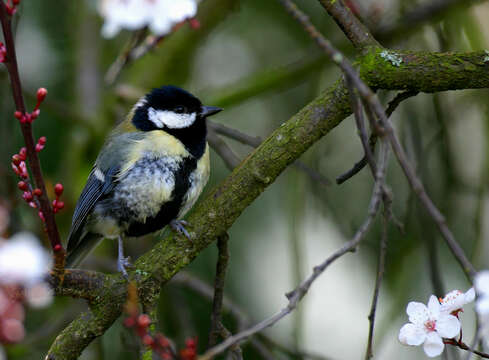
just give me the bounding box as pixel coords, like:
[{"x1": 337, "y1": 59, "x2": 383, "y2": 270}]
[
  {"x1": 117, "y1": 256, "x2": 132, "y2": 279},
  {"x1": 170, "y1": 219, "x2": 192, "y2": 241}
]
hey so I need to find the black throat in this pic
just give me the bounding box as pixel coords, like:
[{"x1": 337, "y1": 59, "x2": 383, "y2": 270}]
[{"x1": 164, "y1": 117, "x2": 207, "y2": 159}]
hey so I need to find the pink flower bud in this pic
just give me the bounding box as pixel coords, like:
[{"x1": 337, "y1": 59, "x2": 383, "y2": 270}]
[
  {"x1": 54, "y1": 183, "x2": 64, "y2": 196},
  {"x1": 142, "y1": 334, "x2": 154, "y2": 346},
  {"x1": 14, "y1": 111, "x2": 22, "y2": 120},
  {"x1": 56, "y1": 201, "x2": 64, "y2": 210},
  {"x1": 36, "y1": 88, "x2": 47, "y2": 103},
  {"x1": 18, "y1": 147, "x2": 27, "y2": 161},
  {"x1": 188, "y1": 18, "x2": 200, "y2": 29},
  {"x1": 0, "y1": 42, "x2": 6, "y2": 63},
  {"x1": 11, "y1": 154, "x2": 21, "y2": 165},
  {"x1": 31, "y1": 109, "x2": 40, "y2": 120},
  {"x1": 38, "y1": 136, "x2": 46, "y2": 145},
  {"x1": 35, "y1": 144, "x2": 44, "y2": 152},
  {"x1": 38, "y1": 211, "x2": 45, "y2": 222},
  {"x1": 17, "y1": 181, "x2": 27, "y2": 191},
  {"x1": 137, "y1": 314, "x2": 151, "y2": 328},
  {"x1": 33, "y1": 188, "x2": 42, "y2": 196},
  {"x1": 22, "y1": 192, "x2": 33, "y2": 202}
]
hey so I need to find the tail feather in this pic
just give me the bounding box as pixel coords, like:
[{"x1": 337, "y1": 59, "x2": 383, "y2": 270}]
[{"x1": 65, "y1": 232, "x2": 103, "y2": 268}]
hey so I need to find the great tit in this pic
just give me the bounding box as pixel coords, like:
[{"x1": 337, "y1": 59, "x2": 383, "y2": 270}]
[{"x1": 66, "y1": 85, "x2": 222, "y2": 276}]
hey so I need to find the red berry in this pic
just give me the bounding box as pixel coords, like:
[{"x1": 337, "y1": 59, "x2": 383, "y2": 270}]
[
  {"x1": 56, "y1": 201, "x2": 64, "y2": 210},
  {"x1": 33, "y1": 188, "x2": 42, "y2": 196},
  {"x1": 17, "y1": 181, "x2": 27, "y2": 191},
  {"x1": 53, "y1": 244, "x2": 62, "y2": 252},
  {"x1": 137, "y1": 314, "x2": 151, "y2": 328},
  {"x1": 14, "y1": 111, "x2": 22, "y2": 120},
  {"x1": 54, "y1": 183, "x2": 64, "y2": 196},
  {"x1": 36, "y1": 88, "x2": 47, "y2": 102}
]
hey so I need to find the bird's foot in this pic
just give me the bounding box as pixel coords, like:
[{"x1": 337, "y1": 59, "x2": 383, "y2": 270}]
[
  {"x1": 117, "y1": 256, "x2": 132, "y2": 279},
  {"x1": 170, "y1": 219, "x2": 192, "y2": 241}
]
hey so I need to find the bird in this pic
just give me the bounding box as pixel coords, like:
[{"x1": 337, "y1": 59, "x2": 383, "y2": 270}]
[{"x1": 65, "y1": 85, "x2": 222, "y2": 276}]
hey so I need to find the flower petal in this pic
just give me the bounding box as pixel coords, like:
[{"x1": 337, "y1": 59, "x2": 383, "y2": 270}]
[
  {"x1": 427, "y1": 295, "x2": 441, "y2": 317},
  {"x1": 407, "y1": 301, "x2": 429, "y2": 325},
  {"x1": 423, "y1": 332, "x2": 444, "y2": 357},
  {"x1": 475, "y1": 271, "x2": 489, "y2": 296},
  {"x1": 476, "y1": 297, "x2": 489, "y2": 315},
  {"x1": 440, "y1": 289, "x2": 473, "y2": 314},
  {"x1": 399, "y1": 323, "x2": 426, "y2": 346},
  {"x1": 436, "y1": 314, "x2": 460, "y2": 339},
  {"x1": 465, "y1": 288, "x2": 476, "y2": 303}
]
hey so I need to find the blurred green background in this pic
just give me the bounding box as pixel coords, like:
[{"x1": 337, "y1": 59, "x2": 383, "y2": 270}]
[{"x1": 1, "y1": 0, "x2": 489, "y2": 358}]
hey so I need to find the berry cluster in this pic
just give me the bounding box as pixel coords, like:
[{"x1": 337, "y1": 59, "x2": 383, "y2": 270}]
[
  {"x1": 124, "y1": 283, "x2": 197, "y2": 360},
  {"x1": 123, "y1": 313, "x2": 197, "y2": 360},
  {"x1": 52, "y1": 183, "x2": 64, "y2": 214}
]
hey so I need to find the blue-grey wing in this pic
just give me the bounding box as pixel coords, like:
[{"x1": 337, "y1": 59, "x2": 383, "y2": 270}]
[{"x1": 67, "y1": 166, "x2": 118, "y2": 253}]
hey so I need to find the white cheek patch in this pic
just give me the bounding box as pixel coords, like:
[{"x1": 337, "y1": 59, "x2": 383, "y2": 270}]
[{"x1": 147, "y1": 107, "x2": 197, "y2": 129}]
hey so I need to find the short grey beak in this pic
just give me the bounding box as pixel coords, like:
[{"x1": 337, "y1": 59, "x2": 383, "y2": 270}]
[{"x1": 201, "y1": 105, "x2": 222, "y2": 117}]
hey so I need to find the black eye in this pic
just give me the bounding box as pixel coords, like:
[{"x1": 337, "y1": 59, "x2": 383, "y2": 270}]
[{"x1": 174, "y1": 106, "x2": 186, "y2": 114}]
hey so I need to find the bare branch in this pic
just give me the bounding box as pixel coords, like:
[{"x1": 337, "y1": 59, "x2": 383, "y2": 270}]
[
  {"x1": 317, "y1": 0, "x2": 380, "y2": 49},
  {"x1": 365, "y1": 212, "x2": 388, "y2": 359},
  {"x1": 208, "y1": 120, "x2": 331, "y2": 186},
  {"x1": 200, "y1": 139, "x2": 389, "y2": 359},
  {"x1": 207, "y1": 129, "x2": 241, "y2": 170},
  {"x1": 208, "y1": 234, "x2": 231, "y2": 347},
  {"x1": 336, "y1": 90, "x2": 418, "y2": 184},
  {"x1": 0, "y1": 2, "x2": 64, "y2": 268}
]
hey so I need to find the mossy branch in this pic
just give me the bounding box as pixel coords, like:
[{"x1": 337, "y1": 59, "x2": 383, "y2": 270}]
[{"x1": 47, "y1": 48, "x2": 489, "y2": 359}]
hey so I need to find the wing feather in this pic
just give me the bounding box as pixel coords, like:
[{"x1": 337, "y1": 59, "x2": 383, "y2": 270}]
[{"x1": 67, "y1": 166, "x2": 118, "y2": 253}]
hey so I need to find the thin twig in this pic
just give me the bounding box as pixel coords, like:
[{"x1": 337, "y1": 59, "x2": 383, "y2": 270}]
[
  {"x1": 278, "y1": 0, "x2": 476, "y2": 281},
  {"x1": 208, "y1": 233, "x2": 231, "y2": 348},
  {"x1": 444, "y1": 339, "x2": 489, "y2": 359},
  {"x1": 218, "y1": 323, "x2": 243, "y2": 360},
  {"x1": 207, "y1": 129, "x2": 241, "y2": 170},
  {"x1": 365, "y1": 211, "x2": 388, "y2": 359},
  {"x1": 317, "y1": 0, "x2": 380, "y2": 49},
  {"x1": 0, "y1": 3, "x2": 64, "y2": 268},
  {"x1": 200, "y1": 141, "x2": 389, "y2": 360},
  {"x1": 208, "y1": 120, "x2": 331, "y2": 186},
  {"x1": 105, "y1": 30, "x2": 164, "y2": 86},
  {"x1": 257, "y1": 334, "x2": 332, "y2": 360},
  {"x1": 336, "y1": 90, "x2": 418, "y2": 184}
]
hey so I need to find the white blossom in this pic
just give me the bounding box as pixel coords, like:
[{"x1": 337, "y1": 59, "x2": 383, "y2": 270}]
[
  {"x1": 99, "y1": 0, "x2": 198, "y2": 38},
  {"x1": 399, "y1": 295, "x2": 461, "y2": 357},
  {"x1": 439, "y1": 288, "x2": 475, "y2": 314},
  {"x1": 0, "y1": 233, "x2": 51, "y2": 286},
  {"x1": 475, "y1": 270, "x2": 489, "y2": 321}
]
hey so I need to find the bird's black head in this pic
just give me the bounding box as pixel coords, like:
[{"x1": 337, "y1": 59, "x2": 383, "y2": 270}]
[
  {"x1": 132, "y1": 85, "x2": 222, "y2": 157},
  {"x1": 132, "y1": 85, "x2": 221, "y2": 132}
]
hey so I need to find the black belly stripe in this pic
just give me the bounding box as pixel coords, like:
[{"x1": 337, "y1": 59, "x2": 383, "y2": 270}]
[{"x1": 125, "y1": 155, "x2": 198, "y2": 237}]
